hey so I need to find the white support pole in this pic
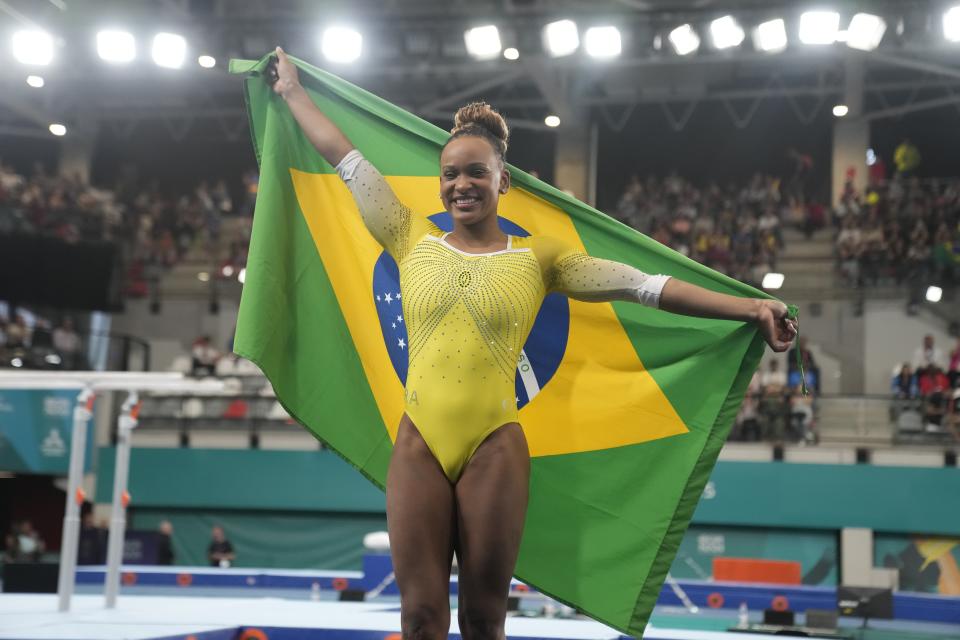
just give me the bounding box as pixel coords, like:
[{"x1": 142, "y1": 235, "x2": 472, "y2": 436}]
[
  {"x1": 0, "y1": 371, "x2": 222, "y2": 613},
  {"x1": 105, "y1": 391, "x2": 139, "y2": 608},
  {"x1": 57, "y1": 387, "x2": 95, "y2": 612}
]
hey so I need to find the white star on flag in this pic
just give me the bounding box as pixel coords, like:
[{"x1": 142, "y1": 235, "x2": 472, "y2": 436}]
[
  {"x1": 384, "y1": 293, "x2": 393, "y2": 304},
  {"x1": 396, "y1": 315, "x2": 403, "y2": 323},
  {"x1": 398, "y1": 338, "x2": 406, "y2": 349},
  {"x1": 396, "y1": 292, "x2": 401, "y2": 299},
  {"x1": 391, "y1": 323, "x2": 396, "y2": 329},
  {"x1": 376, "y1": 295, "x2": 381, "y2": 301}
]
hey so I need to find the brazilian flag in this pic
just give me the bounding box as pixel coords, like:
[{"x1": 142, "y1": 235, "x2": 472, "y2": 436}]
[{"x1": 231, "y1": 53, "x2": 771, "y2": 636}]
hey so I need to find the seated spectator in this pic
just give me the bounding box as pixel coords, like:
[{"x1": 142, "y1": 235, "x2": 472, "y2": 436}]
[
  {"x1": 788, "y1": 387, "x2": 816, "y2": 444},
  {"x1": 946, "y1": 385, "x2": 960, "y2": 443},
  {"x1": 208, "y1": 525, "x2": 235, "y2": 568},
  {"x1": 949, "y1": 337, "x2": 960, "y2": 390},
  {"x1": 913, "y1": 334, "x2": 946, "y2": 371},
  {"x1": 804, "y1": 201, "x2": 827, "y2": 238},
  {"x1": 787, "y1": 336, "x2": 820, "y2": 393},
  {"x1": 733, "y1": 371, "x2": 762, "y2": 441},
  {"x1": 4, "y1": 520, "x2": 45, "y2": 562},
  {"x1": 891, "y1": 363, "x2": 918, "y2": 399},
  {"x1": 191, "y1": 335, "x2": 220, "y2": 377},
  {"x1": 5, "y1": 314, "x2": 30, "y2": 348},
  {"x1": 52, "y1": 317, "x2": 82, "y2": 369},
  {"x1": 760, "y1": 359, "x2": 787, "y2": 395},
  {"x1": 759, "y1": 359, "x2": 788, "y2": 440},
  {"x1": 836, "y1": 217, "x2": 862, "y2": 285},
  {"x1": 918, "y1": 365, "x2": 950, "y2": 428},
  {"x1": 859, "y1": 213, "x2": 886, "y2": 285}
]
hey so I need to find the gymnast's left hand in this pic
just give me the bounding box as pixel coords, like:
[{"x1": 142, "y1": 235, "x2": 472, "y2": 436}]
[{"x1": 755, "y1": 299, "x2": 797, "y2": 352}]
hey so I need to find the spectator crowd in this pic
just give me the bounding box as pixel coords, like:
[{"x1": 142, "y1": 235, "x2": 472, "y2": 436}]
[
  {"x1": 835, "y1": 176, "x2": 960, "y2": 295},
  {"x1": 731, "y1": 337, "x2": 820, "y2": 445},
  {"x1": 0, "y1": 305, "x2": 86, "y2": 370},
  {"x1": 891, "y1": 334, "x2": 960, "y2": 441},
  {"x1": 0, "y1": 160, "x2": 254, "y2": 299},
  {"x1": 613, "y1": 171, "x2": 793, "y2": 288}
]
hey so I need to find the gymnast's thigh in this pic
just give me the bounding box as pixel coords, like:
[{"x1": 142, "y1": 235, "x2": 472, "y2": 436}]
[
  {"x1": 454, "y1": 423, "x2": 530, "y2": 636},
  {"x1": 386, "y1": 415, "x2": 456, "y2": 630}
]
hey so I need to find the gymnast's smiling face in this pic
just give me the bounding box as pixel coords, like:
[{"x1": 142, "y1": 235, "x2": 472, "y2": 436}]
[{"x1": 439, "y1": 136, "x2": 510, "y2": 227}]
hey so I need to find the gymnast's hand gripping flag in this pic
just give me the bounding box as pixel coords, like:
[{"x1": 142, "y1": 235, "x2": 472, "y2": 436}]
[{"x1": 231, "y1": 53, "x2": 773, "y2": 637}]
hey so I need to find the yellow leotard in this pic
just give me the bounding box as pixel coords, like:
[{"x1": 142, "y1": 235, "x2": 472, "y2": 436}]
[{"x1": 338, "y1": 151, "x2": 670, "y2": 481}]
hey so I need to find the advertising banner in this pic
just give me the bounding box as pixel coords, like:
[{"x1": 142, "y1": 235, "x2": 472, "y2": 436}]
[{"x1": 0, "y1": 389, "x2": 92, "y2": 474}]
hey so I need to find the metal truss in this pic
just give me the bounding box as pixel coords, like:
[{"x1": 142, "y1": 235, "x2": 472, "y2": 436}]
[{"x1": 2, "y1": 0, "x2": 959, "y2": 139}]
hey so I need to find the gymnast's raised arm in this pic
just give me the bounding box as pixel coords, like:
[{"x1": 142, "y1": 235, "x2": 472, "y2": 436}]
[
  {"x1": 267, "y1": 47, "x2": 414, "y2": 259},
  {"x1": 268, "y1": 46, "x2": 353, "y2": 167}
]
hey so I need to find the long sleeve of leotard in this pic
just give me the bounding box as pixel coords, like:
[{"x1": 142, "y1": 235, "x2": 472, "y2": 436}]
[
  {"x1": 335, "y1": 149, "x2": 419, "y2": 261},
  {"x1": 535, "y1": 237, "x2": 671, "y2": 308}
]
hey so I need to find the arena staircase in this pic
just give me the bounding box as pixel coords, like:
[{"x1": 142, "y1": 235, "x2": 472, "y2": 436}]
[
  {"x1": 775, "y1": 227, "x2": 846, "y2": 299},
  {"x1": 814, "y1": 396, "x2": 894, "y2": 445},
  {"x1": 151, "y1": 217, "x2": 249, "y2": 299}
]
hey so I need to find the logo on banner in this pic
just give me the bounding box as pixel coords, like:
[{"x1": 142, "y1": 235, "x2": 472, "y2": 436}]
[
  {"x1": 40, "y1": 428, "x2": 66, "y2": 457},
  {"x1": 44, "y1": 396, "x2": 71, "y2": 417},
  {"x1": 372, "y1": 212, "x2": 570, "y2": 408}
]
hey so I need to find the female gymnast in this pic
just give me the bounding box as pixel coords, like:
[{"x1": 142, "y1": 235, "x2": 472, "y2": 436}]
[{"x1": 268, "y1": 47, "x2": 796, "y2": 640}]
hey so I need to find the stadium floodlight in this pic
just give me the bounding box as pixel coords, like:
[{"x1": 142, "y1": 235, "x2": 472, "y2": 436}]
[
  {"x1": 544, "y1": 115, "x2": 561, "y2": 127},
  {"x1": 97, "y1": 30, "x2": 136, "y2": 63},
  {"x1": 543, "y1": 19, "x2": 579, "y2": 57},
  {"x1": 322, "y1": 26, "x2": 363, "y2": 63},
  {"x1": 762, "y1": 272, "x2": 785, "y2": 289},
  {"x1": 754, "y1": 18, "x2": 787, "y2": 52},
  {"x1": 926, "y1": 286, "x2": 943, "y2": 303},
  {"x1": 503, "y1": 47, "x2": 519, "y2": 60},
  {"x1": 832, "y1": 104, "x2": 849, "y2": 117},
  {"x1": 49, "y1": 123, "x2": 66, "y2": 136},
  {"x1": 26, "y1": 75, "x2": 45, "y2": 88},
  {"x1": 585, "y1": 26, "x2": 621, "y2": 58},
  {"x1": 464, "y1": 25, "x2": 501, "y2": 59},
  {"x1": 668, "y1": 24, "x2": 700, "y2": 55},
  {"x1": 710, "y1": 15, "x2": 745, "y2": 49},
  {"x1": 12, "y1": 30, "x2": 55, "y2": 66},
  {"x1": 945, "y1": 6, "x2": 960, "y2": 42},
  {"x1": 198, "y1": 54, "x2": 216, "y2": 68},
  {"x1": 846, "y1": 13, "x2": 886, "y2": 51},
  {"x1": 152, "y1": 32, "x2": 186, "y2": 69},
  {"x1": 799, "y1": 11, "x2": 840, "y2": 45}
]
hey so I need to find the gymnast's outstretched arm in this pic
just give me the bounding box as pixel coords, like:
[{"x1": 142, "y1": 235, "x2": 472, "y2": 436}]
[{"x1": 549, "y1": 251, "x2": 796, "y2": 353}]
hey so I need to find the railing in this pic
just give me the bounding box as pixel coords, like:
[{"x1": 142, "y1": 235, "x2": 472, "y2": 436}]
[
  {"x1": 92, "y1": 369, "x2": 959, "y2": 450},
  {"x1": 727, "y1": 392, "x2": 956, "y2": 448}
]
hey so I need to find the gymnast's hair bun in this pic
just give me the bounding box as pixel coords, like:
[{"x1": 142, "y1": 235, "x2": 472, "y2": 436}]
[{"x1": 451, "y1": 102, "x2": 509, "y2": 154}]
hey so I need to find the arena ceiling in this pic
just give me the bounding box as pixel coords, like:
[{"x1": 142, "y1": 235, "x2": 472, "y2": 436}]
[{"x1": 1, "y1": 0, "x2": 959, "y2": 142}]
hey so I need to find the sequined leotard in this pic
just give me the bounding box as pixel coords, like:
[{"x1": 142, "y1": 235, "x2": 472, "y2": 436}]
[{"x1": 337, "y1": 150, "x2": 670, "y2": 481}]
